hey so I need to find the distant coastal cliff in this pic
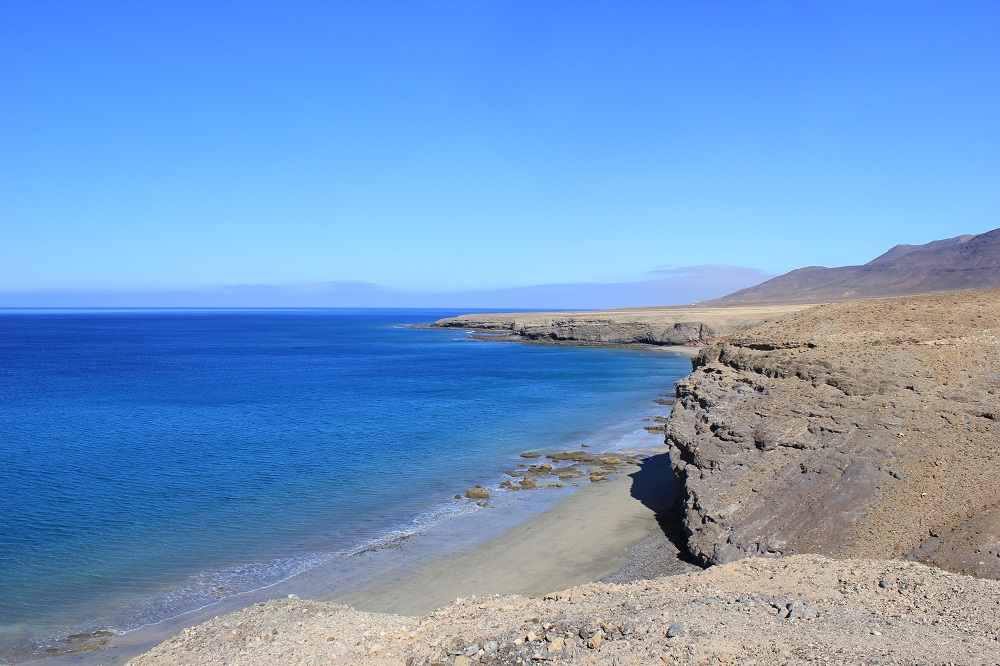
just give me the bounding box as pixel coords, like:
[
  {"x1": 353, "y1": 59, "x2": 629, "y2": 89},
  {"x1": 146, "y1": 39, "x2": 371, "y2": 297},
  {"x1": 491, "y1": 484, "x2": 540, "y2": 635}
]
[{"x1": 428, "y1": 304, "x2": 809, "y2": 347}]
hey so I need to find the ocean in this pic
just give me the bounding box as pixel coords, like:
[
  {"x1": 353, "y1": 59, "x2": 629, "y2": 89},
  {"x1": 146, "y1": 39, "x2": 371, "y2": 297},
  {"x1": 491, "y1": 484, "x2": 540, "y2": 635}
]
[{"x1": 0, "y1": 309, "x2": 690, "y2": 662}]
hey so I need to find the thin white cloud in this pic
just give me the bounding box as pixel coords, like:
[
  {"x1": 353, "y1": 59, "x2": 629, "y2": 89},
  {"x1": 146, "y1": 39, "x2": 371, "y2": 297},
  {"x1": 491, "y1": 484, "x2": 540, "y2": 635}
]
[{"x1": 0, "y1": 265, "x2": 776, "y2": 310}]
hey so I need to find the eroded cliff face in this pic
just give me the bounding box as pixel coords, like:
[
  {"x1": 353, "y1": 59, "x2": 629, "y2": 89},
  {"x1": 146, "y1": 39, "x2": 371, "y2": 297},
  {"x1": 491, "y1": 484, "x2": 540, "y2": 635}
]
[
  {"x1": 666, "y1": 290, "x2": 1000, "y2": 579},
  {"x1": 430, "y1": 304, "x2": 810, "y2": 346},
  {"x1": 515, "y1": 318, "x2": 717, "y2": 345},
  {"x1": 432, "y1": 314, "x2": 717, "y2": 345}
]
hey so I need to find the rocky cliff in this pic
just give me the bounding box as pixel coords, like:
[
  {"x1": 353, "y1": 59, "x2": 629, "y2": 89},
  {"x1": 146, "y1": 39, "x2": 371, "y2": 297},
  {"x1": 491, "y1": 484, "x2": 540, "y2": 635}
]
[
  {"x1": 429, "y1": 304, "x2": 809, "y2": 346},
  {"x1": 666, "y1": 289, "x2": 1000, "y2": 579}
]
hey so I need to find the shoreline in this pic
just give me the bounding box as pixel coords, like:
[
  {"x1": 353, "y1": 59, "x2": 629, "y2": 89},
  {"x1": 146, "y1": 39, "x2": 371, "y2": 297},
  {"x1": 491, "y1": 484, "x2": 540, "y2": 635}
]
[
  {"x1": 4, "y1": 318, "x2": 694, "y2": 666},
  {"x1": 26, "y1": 290, "x2": 1000, "y2": 664},
  {"x1": 411, "y1": 321, "x2": 704, "y2": 355},
  {"x1": 24, "y1": 430, "x2": 693, "y2": 666},
  {"x1": 420, "y1": 303, "x2": 815, "y2": 347},
  {"x1": 315, "y1": 450, "x2": 700, "y2": 617},
  {"x1": 467, "y1": 333, "x2": 703, "y2": 355}
]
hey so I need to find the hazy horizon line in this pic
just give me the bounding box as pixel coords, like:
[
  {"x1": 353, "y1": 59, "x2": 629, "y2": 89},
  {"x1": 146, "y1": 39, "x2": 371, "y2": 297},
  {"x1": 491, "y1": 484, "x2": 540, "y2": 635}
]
[{"x1": 0, "y1": 265, "x2": 776, "y2": 311}]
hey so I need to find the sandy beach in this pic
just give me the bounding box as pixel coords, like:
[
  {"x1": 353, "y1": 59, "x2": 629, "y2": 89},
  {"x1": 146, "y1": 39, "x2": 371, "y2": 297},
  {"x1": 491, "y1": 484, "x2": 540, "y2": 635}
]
[
  {"x1": 29, "y1": 444, "x2": 694, "y2": 666},
  {"x1": 321, "y1": 451, "x2": 698, "y2": 617}
]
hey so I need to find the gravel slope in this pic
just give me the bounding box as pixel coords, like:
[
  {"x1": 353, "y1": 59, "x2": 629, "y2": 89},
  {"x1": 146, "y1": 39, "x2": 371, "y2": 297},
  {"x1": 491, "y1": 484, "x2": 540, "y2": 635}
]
[{"x1": 127, "y1": 555, "x2": 1000, "y2": 665}]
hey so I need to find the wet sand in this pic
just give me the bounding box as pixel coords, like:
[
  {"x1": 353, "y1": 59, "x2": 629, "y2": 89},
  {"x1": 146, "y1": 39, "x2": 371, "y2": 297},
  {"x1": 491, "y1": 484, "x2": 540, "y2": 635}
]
[
  {"x1": 321, "y1": 452, "x2": 698, "y2": 617},
  {"x1": 27, "y1": 446, "x2": 692, "y2": 666}
]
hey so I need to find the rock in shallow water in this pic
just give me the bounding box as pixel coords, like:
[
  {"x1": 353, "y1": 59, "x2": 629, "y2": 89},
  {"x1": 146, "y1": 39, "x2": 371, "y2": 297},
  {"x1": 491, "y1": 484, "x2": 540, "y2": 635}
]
[{"x1": 465, "y1": 486, "x2": 490, "y2": 500}]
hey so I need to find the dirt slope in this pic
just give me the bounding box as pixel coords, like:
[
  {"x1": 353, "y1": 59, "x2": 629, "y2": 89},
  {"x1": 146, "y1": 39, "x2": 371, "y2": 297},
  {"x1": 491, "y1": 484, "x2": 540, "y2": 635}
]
[{"x1": 127, "y1": 555, "x2": 1000, "y2": 665}]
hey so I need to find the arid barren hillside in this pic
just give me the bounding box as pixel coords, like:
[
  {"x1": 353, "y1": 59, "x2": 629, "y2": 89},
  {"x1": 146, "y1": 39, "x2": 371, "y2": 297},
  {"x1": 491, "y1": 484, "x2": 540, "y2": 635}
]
[{"x1": 711, "y1": 228, "x2": 1000, "y2": 305}]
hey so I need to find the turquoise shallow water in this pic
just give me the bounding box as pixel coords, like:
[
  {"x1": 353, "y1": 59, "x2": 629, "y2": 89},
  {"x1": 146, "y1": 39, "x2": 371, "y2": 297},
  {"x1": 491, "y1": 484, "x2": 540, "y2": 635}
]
[{"x1": 0, "y1": 309, "x2": 690, "y2": 662}]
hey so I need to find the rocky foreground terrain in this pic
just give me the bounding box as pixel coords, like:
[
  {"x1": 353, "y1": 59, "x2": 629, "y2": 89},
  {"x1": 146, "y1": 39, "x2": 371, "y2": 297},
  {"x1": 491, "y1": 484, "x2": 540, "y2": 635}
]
[
  {"x1": 128, "y1": 555, "x2": 1000, "y2": 665},
  {"x1": 668, "y1": 289, "x2": 1000, "y2": 578}
]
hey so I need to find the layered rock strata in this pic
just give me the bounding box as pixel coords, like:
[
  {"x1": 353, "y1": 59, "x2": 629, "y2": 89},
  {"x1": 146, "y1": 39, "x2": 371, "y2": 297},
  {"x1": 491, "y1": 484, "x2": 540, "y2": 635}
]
[
  {"x1": 666, "y1": 289, "x2": 1000, "y2": 578},
  {"x1": 430, "y1": 304, "x2": 810, "y2": 346}
]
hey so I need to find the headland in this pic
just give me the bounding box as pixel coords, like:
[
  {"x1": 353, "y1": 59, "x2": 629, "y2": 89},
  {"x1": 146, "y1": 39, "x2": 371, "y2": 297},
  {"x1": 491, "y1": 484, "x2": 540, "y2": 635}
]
[
  {"x1": 115, "y1": 288, "x2": 1000, "y2": 664},
  {"x1": 426, "y1": 303, "x2": 812, "y2": 347}
]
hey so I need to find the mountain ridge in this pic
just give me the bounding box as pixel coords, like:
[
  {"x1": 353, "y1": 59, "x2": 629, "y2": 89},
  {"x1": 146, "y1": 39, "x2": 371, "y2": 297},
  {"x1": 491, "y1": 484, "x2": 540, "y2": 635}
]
[{"x1": 710, "y1": 228, "x2": 1000, "y2": 305}]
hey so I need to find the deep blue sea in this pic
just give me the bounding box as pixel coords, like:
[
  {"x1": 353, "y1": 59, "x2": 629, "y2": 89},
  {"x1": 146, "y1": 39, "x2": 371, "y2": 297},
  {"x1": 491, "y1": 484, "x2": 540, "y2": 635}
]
[{"x1": 0, "y1": 309, "x2": 689, "y2": 662}]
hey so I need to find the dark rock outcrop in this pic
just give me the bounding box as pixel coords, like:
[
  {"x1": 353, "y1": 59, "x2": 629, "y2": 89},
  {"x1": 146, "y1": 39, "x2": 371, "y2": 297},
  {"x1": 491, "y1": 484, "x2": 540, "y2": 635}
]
[
  {"x1": 665, "y1": 289, "x2": 1000, "y2": 579},
  {"x1": 433, "y1": 314, "x2": 717, "y2": 345},
  {"x1": 429, "y1": 304, "x2": 810, "y2": 347}
]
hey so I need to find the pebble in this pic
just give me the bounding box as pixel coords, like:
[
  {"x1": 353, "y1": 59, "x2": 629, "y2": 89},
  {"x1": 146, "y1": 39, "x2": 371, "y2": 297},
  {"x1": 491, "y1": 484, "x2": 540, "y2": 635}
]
[{"x1": 667, "y1": 621, "x2": 685, "y2": 638}]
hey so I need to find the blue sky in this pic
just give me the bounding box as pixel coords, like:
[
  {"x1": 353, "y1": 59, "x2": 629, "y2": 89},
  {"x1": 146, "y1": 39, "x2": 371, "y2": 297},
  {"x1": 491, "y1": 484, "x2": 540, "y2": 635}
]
[{"x1": 2, "y1": 1, "x2": 998, "y2": 307}]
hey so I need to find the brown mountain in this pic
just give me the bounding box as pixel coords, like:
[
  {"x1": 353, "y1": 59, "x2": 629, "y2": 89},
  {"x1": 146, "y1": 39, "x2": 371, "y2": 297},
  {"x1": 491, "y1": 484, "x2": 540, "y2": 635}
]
[{"x1": 710, "y1": 228, "x2": 1000, "y2": 305}]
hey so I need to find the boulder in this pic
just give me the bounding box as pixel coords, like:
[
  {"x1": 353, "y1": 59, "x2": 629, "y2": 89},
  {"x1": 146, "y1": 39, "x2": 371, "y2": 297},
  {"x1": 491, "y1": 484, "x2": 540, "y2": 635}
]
[{"x1": 465, "y1": 486, "x2": 490, "y2": 500}]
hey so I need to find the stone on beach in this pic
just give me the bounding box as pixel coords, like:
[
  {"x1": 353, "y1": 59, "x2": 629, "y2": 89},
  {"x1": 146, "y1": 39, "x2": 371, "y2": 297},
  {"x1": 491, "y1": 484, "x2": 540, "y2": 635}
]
[{"x1": 465, "y1": 486, "x2": 490, "y2": 500}]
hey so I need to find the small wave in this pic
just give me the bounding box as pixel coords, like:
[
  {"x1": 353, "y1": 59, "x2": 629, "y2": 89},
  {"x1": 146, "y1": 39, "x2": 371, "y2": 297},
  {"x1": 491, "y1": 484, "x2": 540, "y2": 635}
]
[
  {"x1": 113, "y1": 500, "x2": 482, "y2": 633},
  {"x1": 4, "y1": 498, "x2": 484, "y2": 664}
]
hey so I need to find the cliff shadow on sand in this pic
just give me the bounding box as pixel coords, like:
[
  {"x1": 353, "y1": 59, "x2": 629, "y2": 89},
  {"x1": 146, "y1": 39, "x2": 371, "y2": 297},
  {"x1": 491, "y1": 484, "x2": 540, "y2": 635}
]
[{"x1": 626, "y1": 452, "x2": 703, "y2": 569}]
